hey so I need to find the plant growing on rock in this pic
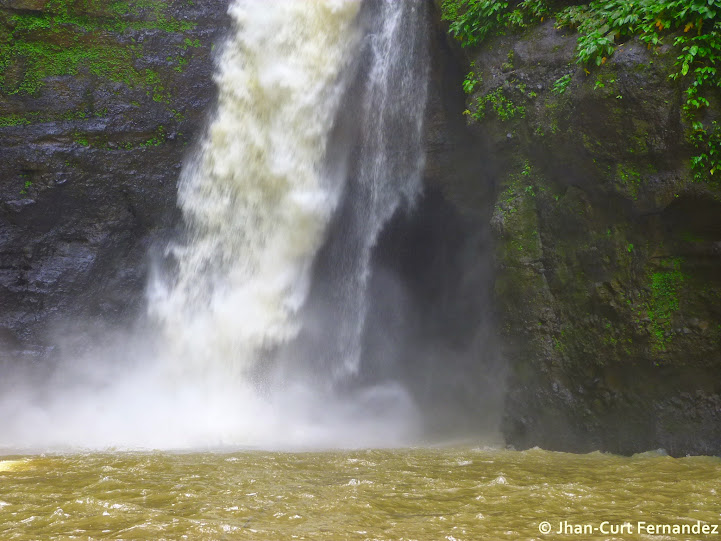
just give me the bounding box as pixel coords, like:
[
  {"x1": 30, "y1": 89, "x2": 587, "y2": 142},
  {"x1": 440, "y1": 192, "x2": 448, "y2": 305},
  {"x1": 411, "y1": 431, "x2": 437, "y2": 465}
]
[
  {"x1": 0, "y1": 0, "x2": 197, "y2": 106},
  {"x1": 552, "y1": 73, "x2": 572, "y2": 94},
  {"x1": 555, "y1": 0, "x2": 721, "y2": 180},
  {"x1": 442, "y1": 0, "x2": 721, "y2": 180},
  {"x1": 441, "y1": 0, "x2": 549, "y2": 48}
]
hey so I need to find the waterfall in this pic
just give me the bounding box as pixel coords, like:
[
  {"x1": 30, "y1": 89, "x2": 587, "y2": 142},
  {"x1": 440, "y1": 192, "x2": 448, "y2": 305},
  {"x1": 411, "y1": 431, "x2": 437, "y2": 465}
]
[
  {"x1": 149, "y1": 0, "x2": 363, "y2": 379},
  {"x1": 343, "y1": 0, "x2": 429, "y2": 376},
  {"x1": 0, "y1": 0, "x2": 431, "y2": 451},
  {"x1": 298, "y1": 0, "x2": 430, "y2": 380},
  {"x1": 151, "y1": 0, "x2": 429, "y2": 386}
]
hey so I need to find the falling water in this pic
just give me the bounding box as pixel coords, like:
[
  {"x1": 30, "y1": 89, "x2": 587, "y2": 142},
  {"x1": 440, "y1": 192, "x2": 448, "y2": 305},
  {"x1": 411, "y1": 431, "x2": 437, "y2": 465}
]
[
  {"x1": 271, "y1": 0, "x2": 430, "y2": 387},
  {"x1": 149, "y1": 0, "x2": 363, "y2": 380},
  {"x1": 0, "y1": 0, "x2": 432, "y2": 451},
  {"x1": 306, "y1": 0, "x2": 430, "y2": 379},
  {"x1": 152, "y1": 0, "x2": 429, "y2": 387}
]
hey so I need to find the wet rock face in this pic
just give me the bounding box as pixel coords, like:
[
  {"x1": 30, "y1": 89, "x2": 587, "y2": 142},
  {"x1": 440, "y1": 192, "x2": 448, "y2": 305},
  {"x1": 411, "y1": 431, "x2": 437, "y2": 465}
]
[
  {"x1": 0, "y1": 0, "x2": 230, "y2": 358},
  {"x1": 429, "y1": 6, "x2": 721, "y2": 455}
]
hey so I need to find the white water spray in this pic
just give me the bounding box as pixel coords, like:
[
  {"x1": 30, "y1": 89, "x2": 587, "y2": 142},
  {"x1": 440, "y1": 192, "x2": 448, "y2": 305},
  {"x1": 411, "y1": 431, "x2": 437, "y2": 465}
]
[
  {"x1": 324, "y1": 0, "x2": 429, "y2": 377},
  {"x1": 150, "y1": 0, "x2": 362, "y2": 379},
  {"x1": 0, "y1": 0, "x2": 433, "y2": 451}
]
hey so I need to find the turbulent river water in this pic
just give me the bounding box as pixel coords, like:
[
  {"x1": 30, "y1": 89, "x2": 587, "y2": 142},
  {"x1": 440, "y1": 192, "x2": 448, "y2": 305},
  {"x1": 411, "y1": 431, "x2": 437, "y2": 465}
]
[{"x1": 1, "y1": 448, "x2": 719, "y2": 540}]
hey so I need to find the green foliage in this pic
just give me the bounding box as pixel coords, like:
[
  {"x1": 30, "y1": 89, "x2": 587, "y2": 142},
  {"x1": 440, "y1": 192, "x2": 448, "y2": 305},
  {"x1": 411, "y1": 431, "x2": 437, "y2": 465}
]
[
  {"x1": 556, "y1": 1, "x2": 659, "y2": 65},
  {"x1": 521, "y1": 160, "x2": 532, "y2": 176},
  {"x1": 441, "y1": 0, "x2": 549, "y2": 48},
  {"x1": 593, "y1": 74, "x2": 615, "y2": 90},
  {"x1": 553, "y1": 0, "x2": 721, "y2": 180},
  {"x1": 443, "y1": 0, "x2": 721, "y2": 179},
  {"x1": 554, "y1": 1, "x2": 712, "y2": 64},
  {"x1": 468, "y1": 86, "x2": 526, "y2": 122},
  {"x1": 19, "y1": 178, "x2": 32, "y2": 195},
  {"x1": 441, "y1": 0, "x2": 508, "y2": 47},
  {"x1": 463, "y1": 68, "x2": 482, "y2": 94},
  {"x1": 670, "y1": 17, "x2": 721, "y2": 180},
  {"x1": 552, "y1": 73, "x2": 572, "y2": 94},
  {"x1": 690, "y1": 120, "x2": 721, "y2": 178}
]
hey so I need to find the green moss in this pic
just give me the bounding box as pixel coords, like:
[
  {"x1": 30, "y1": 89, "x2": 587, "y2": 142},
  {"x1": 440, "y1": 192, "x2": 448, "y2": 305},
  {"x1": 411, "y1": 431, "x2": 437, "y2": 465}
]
[
  {"x1": 3, "y1": 40, "x2": 145, "y2": 95},
  {"x1": 494, "y1": 160, "x2": 543, "y2": 263},
  {"x1": 630, "y1": 122, "x2": 650, "y2": 155},
  {"x1": 168, "y1": 55, "x2": 188, "y2": 73},
  {"x1": 72, "y1": 131, "x2": 90, "y2": 146},
  {"x1": 0, "y1": 0, "x2": 198, "y2": 99},
  {"x1": 542, "y1": 99, "x2": 561, "y2": 134},
  {"x1": 182, "y1": 38, "x2": 201, "y2": 50},
  {"x1": 0, "y1": 113, "x2": 33, "y2": 127},
  {"x1": 501, "y1": 49, "x2": 515, "y2": 71},
  {"x1": 138, "y1": 125, "x2": 166, "y2": 147},
  {"x1": 0, "y1": 109, "x2": 107, "y2": 127},
  {"x1": 19, "y1": 178, "x2": 32, "y2": 195},
  {"x1": 616, "y1": 163, "x2": 642, "y2": 200},
  {"x1": 69, "y1": 124, "x2": 169, "y2": 150},
  {"x1": 646, "y1": 258, "x2": 685, "y2": 353}
]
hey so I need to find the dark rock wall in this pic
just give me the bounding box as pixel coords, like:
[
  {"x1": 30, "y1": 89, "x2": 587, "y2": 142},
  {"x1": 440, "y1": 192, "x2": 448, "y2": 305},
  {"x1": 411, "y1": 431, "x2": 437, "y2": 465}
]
[
  {"x1": 0, "y1": 0, "x2": 229, "y2": 358},
  {"x1": 427, "y1": 3, "x2": 721, "y2": 455},
  {"x1": 414, "y1": 0, "x2": 506, "y2": 438}
]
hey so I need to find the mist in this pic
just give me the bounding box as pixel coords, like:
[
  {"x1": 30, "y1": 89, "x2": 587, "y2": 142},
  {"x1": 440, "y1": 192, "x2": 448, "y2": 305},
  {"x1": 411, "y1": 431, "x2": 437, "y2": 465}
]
[{"x1": 0, "y1": 0, "x2": 503, "y2": 453}]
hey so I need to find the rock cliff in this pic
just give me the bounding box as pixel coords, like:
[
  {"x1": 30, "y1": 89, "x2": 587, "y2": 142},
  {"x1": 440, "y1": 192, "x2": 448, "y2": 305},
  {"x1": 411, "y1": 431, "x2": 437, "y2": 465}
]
[
  {"x1": 427, "y1": 2, "x2": 721, "y2": 455},
  {"x1": 0, "y1": 0, "x2": 228, "y2": 358}
]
